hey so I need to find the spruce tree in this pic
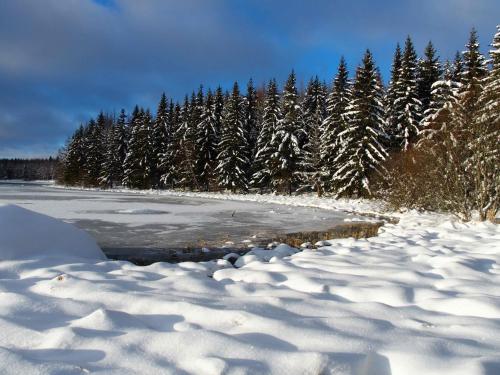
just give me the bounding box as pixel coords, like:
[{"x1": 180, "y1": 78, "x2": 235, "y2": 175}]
[
  {"x1": 99, "y1": 120, "x2": 120, "y2": 188},
  {"x1": 245, "y1": 79, "x2": 259, "y2": 156},
  {"x1": 385, "y1": 44, "x2": 403, "y2": 149},
  {"x1": 421, "y1": 61, "x2": 459, "y2": 130},
  {"x1": 252, "y1": 79, "x2": 281, "y2": 191},
  {"x1": 270, "y1": 71, "x2": 303, "y2": 194},
  {"x1": 115, "y1": 109, "x2": 128, "y2": 183},
  {"x1": 452, "y1": 51, "x2": 464, "y2": 84},
  {"x1": 142, "y1": 109, "x2": 153, "y2": 188},
  {"x1": 123, "y1": 107, "x2": 151, "y2": 189},
  {"x1": 394, "y1": 36, "x2": 422, "y2": 150},
  {"x1": 160, "y1": 102, "x2": 181, "y2": 188},
  {"x1": 333, "y1": 50, "x2": 387, "y2": 197},
  {"x1": 216, "y1": 82, "x2": 249, "y2": 192},
  {"x1": 151, "y1": 93, "x2": 169, "y2": 188},
  {"x1": 214, "y1": 86, "x2": 224, "y2": 144},
  {"x1": 415, "y1": 29, "x2": 493, "y2": 220},
  {"x1": 84, "y1": 112, "x2": 106, "y2": 186},
  {"x1": 300, "y1": 76, "x2": 326, "y2": 195},
  {"x1": 462, "y1": 28, "x2": 489, "y2": 87},
  {"x1": 196, "y1": 89, "x2": 218, "y2": 191},
  {"x1": 63, "y1": 125, "x2": 85, "y2": 185},
  {"x1": 418, "y1": 41, "x2": 441, "y2": 116},
  {"x1": 321, "y1": 57, "x2": 352, "y2": 193},
  {"x1": 176, "y1": 95, "x2": 198, "y2": 189},
  {"x1": 474, "y1": 25, "x2": 500, "y2": 219}
]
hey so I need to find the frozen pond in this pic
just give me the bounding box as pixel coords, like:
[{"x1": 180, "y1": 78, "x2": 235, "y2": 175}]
[{"x1": 0, "y1": 181, "x2": 364, "y2": 262}]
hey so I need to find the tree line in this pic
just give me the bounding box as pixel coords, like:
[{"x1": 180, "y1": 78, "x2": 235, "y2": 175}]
[
  {"x1": 1, "y1": 158, "x2": 58, "y2": 181},
  {"x1": 58, "y1": 27, "x2": 499, "y2": 220}
]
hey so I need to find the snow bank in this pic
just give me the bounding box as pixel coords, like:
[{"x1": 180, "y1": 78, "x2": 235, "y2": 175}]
[
  {"x1": 0, "y1": 204, "x2": 105, "y2": 261},
  {"x1": 0, "y1": 203, "x2": 499, "y2": 374}
]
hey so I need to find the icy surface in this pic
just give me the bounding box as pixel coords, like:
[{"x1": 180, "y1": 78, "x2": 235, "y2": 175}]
[
  {"x1": 0, "y1": 182, "x2": 363, "y2": 256},
  {"x1": 0, "y1": 199, "x2": 499, "y2": 374}
]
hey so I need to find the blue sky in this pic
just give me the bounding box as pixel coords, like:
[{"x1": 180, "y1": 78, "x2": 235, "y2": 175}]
[{"x1": 0, "y1": 0, "x2": 499, "y2": 158}]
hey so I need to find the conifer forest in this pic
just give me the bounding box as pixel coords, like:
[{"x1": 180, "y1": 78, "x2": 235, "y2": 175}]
[{"x1": 58, "y1": 27, "x2": 500, "y2": 221}]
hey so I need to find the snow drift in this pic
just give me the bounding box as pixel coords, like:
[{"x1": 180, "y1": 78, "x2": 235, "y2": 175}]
[
  {"x1": 0, "y1": 204, "x2": 105, "y2": 261},
  {"x1": 0, "y1": 200, "x2": 499, "y2": 374}
]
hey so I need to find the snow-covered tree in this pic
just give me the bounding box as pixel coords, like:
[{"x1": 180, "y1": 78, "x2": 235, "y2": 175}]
[
  {"x1": 421, "y1": 61, "x2": 459, "y2": 130},
  {"x1": 452, "y1": 51, "x2": 464, "y2": 83},
  {"x1": 216, "y1": 82, "x2": 249, "y2": 192},
  {"x1": 84, "y1": 112, "x2": 107, "y2": 186},
  {"x1": 417, "y1": 41, "x2": 441, "y2": 116},
  {"x1": 321, "y1": 57, "x2": 352, "y2": 193},
  {"x1": 99, "y1": 120, "x2": 121, "y2": 188},
  {"x1": 151, "y1": 93, "x2": 169, "y2": 188},
  {"x1": 196, "y1": 89, "x2": 219, "y2": 191},
  {"x1": 175, "y1": 95, "x2": 199, "y2": 189},
  {"x1": 270, "y1": 71, "x2": 303, "y2": 194},
  {"x1": 394, "y1": 36, "x2": 423, "y2": 150},
  {"x1": 63, "y1": 125, "x2": 86, "y2": 185},
  {"x1": 416, "y1": 28, "x2": 491, "y2": 220},
  {"x1": 115, "y1": 109, "x2": 128, "y2": 181},
  {"x1": 385, "y1": 44, "x2": 403, "y2": 149},
  {"x1": 160, "y1": 102, "x2": 181, "y2": 188},
  {"x1": 123, "y1": 107, "x2": 152, "y2": 189},
  {"x1": 471, "y1": 25, "x2": 500, "y2": 220},
  {"x1": 244, "y1": 79, "x2": 259, "y2": 172},
  {"x1": 300, "y1": 76, "x2": 326, "y2": 194},
  {"x1": 333, "y1": 50, "x2": 388, "y2": 197},
  {"x1": 252, "y1": 79, "x2": 281, "y2": 191}
]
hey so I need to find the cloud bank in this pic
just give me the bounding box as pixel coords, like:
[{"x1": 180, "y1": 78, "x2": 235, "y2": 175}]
[{"x1": 0, "y1": 0, "x2": 498, "y2": 157}]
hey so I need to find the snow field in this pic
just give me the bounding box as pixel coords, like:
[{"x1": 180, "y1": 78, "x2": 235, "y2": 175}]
[{"x1": 0, "y1": 203, "x2": 499, "y2": 374}]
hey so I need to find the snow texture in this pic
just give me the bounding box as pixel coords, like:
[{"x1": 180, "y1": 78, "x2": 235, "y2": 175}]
[
  {"x1": 0, "y1": 204, "x2": 105, "y2": 262},
  {"x1": 0, "y1": 202, "x2": 499, "y2": 374}
]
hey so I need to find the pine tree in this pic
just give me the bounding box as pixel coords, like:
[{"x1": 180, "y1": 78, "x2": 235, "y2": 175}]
[
  {"x1": 176, "y1": 95, "x2": 199, "y2": 189},
  {"x1": 471, "y1": 26, "x2": 499, "y2": 220},
  {"x1": 300, "y1": 76, "x2": 326, "y2": 195},
  {"x1": 269, "y1": 71, "x2": 303, "y2": 194},
  {"x1": 99, "y1": 121, "x2": 119, "y2": 188},
  {"x1": 333, "y1": 50, "x2": 387, "y2": 197},
  {"x1": 321, "y1": 57, "x2": 352, "y2": 193},
  {"x1": 196, "y1": 89, "x2": 218, "y2": 191},
  {"x1": 160, "y1": 102, "x2": 181, "y2": 188},
  {"x1": 63, "y1": 125, "x2": 85, "y2": 185},
  {"x1": 123, "y1": 107, "x2": 151, "y2": 189},
  {"x1": 214, "y1": 86, "x2": 224, "y2": 145},
  {"x1": 243, "y1": 79, "x2": 259, "y2": 177},
  {"x1": 99, "y1": 110, "x2": 128, "y2": 188},
  {"x1": 151, "y1": 93, "x2": 169, "y2": 188},
  {"x1": 115, "y1": 109, "x2": 128, "y2": 184},
  {"x1": 452, "y1": 51, "x2": 464, "y2": 83},
  {"x1": 421, "y1": 60, "x2": 459, "y2": 130},
  {"x1": 385, "y1": 44, "x2": 403, "y2": 149},
  {"x1": 418, "y1": 41, "x2": 441, "y2": 116},
  {"x1": 84, "y1": 112, "x2": 106, "y2": 186},
  {"x1": 460, "y1": 28, "x2": 489, "y2": 112},
  {"x1": 394, "y1": 36, "x2": 423, "y2": 150},
  {"x1": 252, "y1": 79, "x2": 281, "y2": 191},
  {"x1": 142, "y1": 109, "x2": 154, "y2": 188},
  {"x1": 216, "y1": 82, "x2": 249, "y2": 192}
]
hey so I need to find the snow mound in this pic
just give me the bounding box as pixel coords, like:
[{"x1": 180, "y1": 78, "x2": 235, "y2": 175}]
[{"x1": 0, "y1": 204, "x2": 105, "y2": 261}]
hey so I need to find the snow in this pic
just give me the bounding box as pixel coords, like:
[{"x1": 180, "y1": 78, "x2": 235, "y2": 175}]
[
  {"x1": 0, "y1": 200, "x2": 499, "y2": 374},
  {"x1": 0, "y1": 204, "x2": 105, "y2": 262},
  {"x1": 53, "y1": 184, "x2": 386, "y2": 217}
]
